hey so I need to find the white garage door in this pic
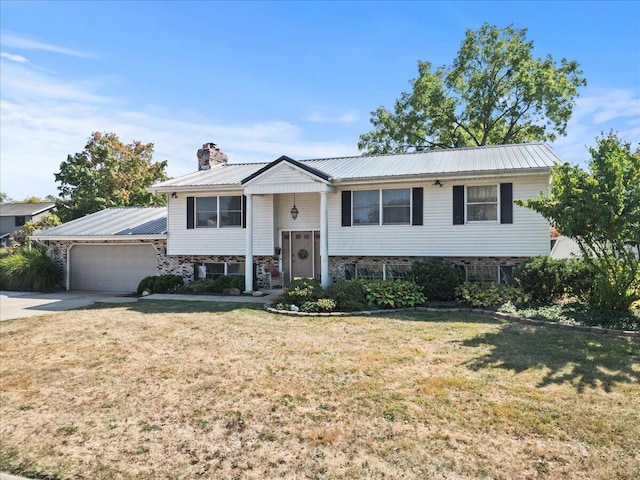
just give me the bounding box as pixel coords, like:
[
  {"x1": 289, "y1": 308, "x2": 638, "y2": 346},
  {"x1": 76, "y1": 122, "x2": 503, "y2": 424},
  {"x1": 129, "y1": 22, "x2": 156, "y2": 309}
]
[{"x1": 70, "y1": 244, "x2": 158, "y2": 292}]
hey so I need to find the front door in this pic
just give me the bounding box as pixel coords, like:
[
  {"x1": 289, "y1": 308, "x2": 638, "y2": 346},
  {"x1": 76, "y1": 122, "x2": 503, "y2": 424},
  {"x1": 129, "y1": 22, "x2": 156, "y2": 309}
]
[{"x1": 282, "y1": 231, "x2": 318, "y2": 284}]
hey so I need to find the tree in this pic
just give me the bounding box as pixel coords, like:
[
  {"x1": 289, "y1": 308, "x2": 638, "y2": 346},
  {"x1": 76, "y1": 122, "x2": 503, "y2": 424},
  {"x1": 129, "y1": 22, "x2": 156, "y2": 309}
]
[
  {"x1": 55, "y1": 132, "x2": 168, "y2": 222},
  {"x1": 358, "y1": 23, "x2": 586, "y2": 154},
  {"x1": 0, "y1": 193, "x2": 14, "y2": 204},
  {"x1": 10, "y1": 213, "x2": 62, "y2": 248},
  {"x1": 518, "y1": 132, "x2": 640, "y2": 311},
  {"x1": 22, "y1": 195, "x2": 58, "y2": 203}
]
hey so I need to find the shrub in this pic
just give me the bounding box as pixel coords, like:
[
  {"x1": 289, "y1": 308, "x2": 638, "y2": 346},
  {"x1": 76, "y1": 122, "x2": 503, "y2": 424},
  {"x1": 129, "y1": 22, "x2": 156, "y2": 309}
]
[
  {"x1": 363, "y1": 280, "x2": 426, "y2": 309},
  {"x1": 301, "y1": 298, "x2": 336, "y2": 313},
  {"x1": 514, "y1": 256, "x2": 571, "y2": 302},
  {"x1": 456, "y1": 282, "x2": 529, "y2": 308},
  {"x1": 230, "y1": 276, "x2": 246, "y2": 291},
  {"x1": 325, "y1": 280, "x2": 368, "y2": 311},
  {"x1": 137, "y1": 275, "x2": 184, "y2": 294},
  {"x1": 0, "y1": 246, "x2": 61, "y2": 291},
  {"x1": 179, "y1": 279, "x2": 214, "y2": 293},
  {"x1": 409, "y1": 258, "x2": 464, "y2": 301},
  {"x1": 211, "y1": 275, "x2": 233, "y2": 293},
  {"x1": 274, "y1": 278, "x2": 323, "y2": 307}
]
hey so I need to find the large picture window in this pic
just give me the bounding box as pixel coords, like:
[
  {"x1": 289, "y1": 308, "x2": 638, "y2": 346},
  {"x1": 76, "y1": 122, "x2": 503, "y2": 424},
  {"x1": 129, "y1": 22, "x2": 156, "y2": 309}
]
[
  {"x1": 195, "y1": 195, "x2": 242, "y2": 228},
  {"x1": 467, "y1": 185, "x2": 498, "y2": 221},
  {"x1": 352, "y1": 188, "x2": 411, "y2": 225}
]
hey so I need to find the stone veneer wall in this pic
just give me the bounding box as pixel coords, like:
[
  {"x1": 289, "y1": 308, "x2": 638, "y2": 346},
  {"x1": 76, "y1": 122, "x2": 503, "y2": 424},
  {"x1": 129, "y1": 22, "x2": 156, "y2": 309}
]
[
  {"x1": 328, "y1": 256, "x2": 530, "y2": 283},
  {"x1": 44, "y1": 239, "x2": 531, "y2": 290}
]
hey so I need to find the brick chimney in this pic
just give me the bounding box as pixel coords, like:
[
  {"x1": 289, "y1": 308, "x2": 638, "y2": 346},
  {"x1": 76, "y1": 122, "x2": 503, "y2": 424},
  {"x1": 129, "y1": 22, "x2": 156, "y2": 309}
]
[{"x1": 197, "y1": 143, "x2": 228, "y2": 170}]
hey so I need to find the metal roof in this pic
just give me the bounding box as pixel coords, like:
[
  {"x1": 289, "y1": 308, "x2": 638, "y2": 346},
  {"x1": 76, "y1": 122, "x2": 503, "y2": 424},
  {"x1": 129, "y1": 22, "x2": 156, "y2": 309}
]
[
  {"x1": 0, "y1": 202, "x2": 56, "y2": 216},
  {"x1": 151, "y1": 143, "x2": 559, "y2": 190},
  {"x1": 33, "y1": 207, "x2": 167, "y2": 238}
]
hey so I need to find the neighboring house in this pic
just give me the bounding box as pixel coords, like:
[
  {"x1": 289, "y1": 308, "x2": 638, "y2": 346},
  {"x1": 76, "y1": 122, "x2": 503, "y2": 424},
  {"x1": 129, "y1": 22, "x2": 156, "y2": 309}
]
[
  {"x1": 0, "y1": 202, "x2": 56, "y2": 247},
  {"x1": 550, "y1": 235, "x2": 582, "y2": 259},
  {"x1": 33, "y1": 142, "x2": 557, "y2": 293}
]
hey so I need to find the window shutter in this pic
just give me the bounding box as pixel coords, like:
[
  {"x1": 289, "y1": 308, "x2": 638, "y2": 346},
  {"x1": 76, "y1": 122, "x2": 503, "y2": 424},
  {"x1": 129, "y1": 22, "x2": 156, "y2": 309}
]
[
  {"x1": 187, "y1": 197, "x2": 195, "y2": 229},
  {"x1": 453, "y1": 186, "x2": 465, "y2": 225},
  {"x1": 412, "y1": 187, "x2": 423, "y2": 226},
  {"x1": 242, "y1": 195, "x2": 247, "y2": 228},
  {"x1": 341, "y1": 190, "x2": 351, "y2": 226},
  {"x1": 500, "y1": 183, "x2": 513, "y2": 224}
]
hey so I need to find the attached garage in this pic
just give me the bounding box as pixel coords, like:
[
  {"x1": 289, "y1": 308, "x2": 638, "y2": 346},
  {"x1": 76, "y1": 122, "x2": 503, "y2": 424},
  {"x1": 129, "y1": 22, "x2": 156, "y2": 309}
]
[
  {"x1": 70, "y1": 244, "x2": 158, "y2": 292},
  {"x1": 31, "y1": 207, "x2": 167, "y2": 292}
]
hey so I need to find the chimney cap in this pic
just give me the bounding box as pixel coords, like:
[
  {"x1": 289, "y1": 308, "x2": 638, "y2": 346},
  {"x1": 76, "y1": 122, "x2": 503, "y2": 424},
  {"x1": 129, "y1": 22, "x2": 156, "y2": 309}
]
[{"x1": 202, "y1": 142, "x2": 217, "y2": 149}]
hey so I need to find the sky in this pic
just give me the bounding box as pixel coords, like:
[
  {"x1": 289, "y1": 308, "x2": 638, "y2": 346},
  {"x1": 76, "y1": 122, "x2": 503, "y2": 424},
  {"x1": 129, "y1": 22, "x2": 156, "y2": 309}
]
[{"x1": 1, "y1": 0, "x2": 639, "y2": 201}]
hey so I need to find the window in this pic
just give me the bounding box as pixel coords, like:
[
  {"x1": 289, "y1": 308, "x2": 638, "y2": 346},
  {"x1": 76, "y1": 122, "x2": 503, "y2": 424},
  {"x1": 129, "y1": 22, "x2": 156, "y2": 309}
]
[
  {"x1": 227, "y1": 263, "x2": 245, "y2": 276},
  {"x1": 195, "y1": 195, "x2": 242, "y2": 228},
  {"x1": 467, "y1": 185, "x2": 498, "y2": 221},
  {"x1": 466, "y1": 265, "x2": 499, "y2": 282},
  {"x1": 352, "y1": 188, "x2": 411, "y2": 225},
  {"x1": 196, "y1": 197, "x2": 217, "y2": 227},
  {"x1": 15, "y1": 216, "x2": 26, "y2": 227},
  {"x1": 219, "y1": 196, "x2": 242, "y2": 227},
  {"x1": 345, "y1": 263, "x2": 411, "y2": 280},
  {"x1": 194, "y1": 262, "x2": 225, "y2": 279},
  {"x1": 353, "y1": 190, "x2": 379, "y2": 225},
  {"x1": 382, "y1": 189, "x2": 410, "y2": 224}
]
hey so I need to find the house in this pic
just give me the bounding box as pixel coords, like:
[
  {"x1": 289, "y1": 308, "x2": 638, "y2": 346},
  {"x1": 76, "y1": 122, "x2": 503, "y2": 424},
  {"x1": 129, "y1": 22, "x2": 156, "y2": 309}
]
[
  {"x1": 33, "y1": 142, "x2": 557, "y2": 293},
  {"x1": 0, "y1": 202, "x2": 56, "y2": 247}
]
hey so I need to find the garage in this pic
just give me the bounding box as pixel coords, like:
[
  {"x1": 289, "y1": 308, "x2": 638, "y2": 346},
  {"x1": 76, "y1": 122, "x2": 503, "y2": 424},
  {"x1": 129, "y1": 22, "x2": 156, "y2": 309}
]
[{"x1": 70, "y1": 244, "x2": 158, "y2": 292}]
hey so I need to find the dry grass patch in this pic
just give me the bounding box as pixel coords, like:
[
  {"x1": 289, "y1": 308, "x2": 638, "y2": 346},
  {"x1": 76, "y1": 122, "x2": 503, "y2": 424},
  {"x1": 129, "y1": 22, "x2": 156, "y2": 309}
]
[{"x1": 1, "y1": 302, "x2": 639, "y2": 479}]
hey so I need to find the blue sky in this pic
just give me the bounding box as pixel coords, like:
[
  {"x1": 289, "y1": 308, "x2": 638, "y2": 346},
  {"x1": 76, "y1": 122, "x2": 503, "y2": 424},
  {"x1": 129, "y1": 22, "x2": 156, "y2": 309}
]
[{"x1": 1, "y1": 0, "x2": 639, "y2": 200}]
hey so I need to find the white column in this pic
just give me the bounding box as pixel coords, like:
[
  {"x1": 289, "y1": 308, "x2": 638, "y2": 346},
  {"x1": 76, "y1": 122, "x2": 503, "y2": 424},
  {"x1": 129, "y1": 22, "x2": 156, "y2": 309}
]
[
  {"x1": 320, "y1": 191, "x2": 329, "y2": 288},
  {"x1": 244, "y1": 193, "x2": 254, "y2": 293}
]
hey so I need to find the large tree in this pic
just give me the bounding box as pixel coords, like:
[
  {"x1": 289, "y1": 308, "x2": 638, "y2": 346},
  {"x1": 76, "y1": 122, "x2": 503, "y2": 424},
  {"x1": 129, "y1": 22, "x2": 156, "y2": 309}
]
[
  {"x1": 358, "y1": 23, "x2": 586, "y2": 154},
  {"x1": 55, "y1": 132, "x2": 168, "y2": 222},
  {"x1": 518, "y1": 132, "x2": 640, "y2": 311}
]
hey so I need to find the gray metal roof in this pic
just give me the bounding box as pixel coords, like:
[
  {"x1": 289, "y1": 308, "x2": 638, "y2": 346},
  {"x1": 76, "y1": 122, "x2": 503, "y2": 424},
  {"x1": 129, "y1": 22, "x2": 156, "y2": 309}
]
[
  {"x1": 152, "y1": 143, "x2": 559, "y2": 190},
  {"x1": 33, "y1": 207, "x2": 167, "y2": 238},
  {"x1": 0, "y1": 202, "x2": 56, "y2": 216}
]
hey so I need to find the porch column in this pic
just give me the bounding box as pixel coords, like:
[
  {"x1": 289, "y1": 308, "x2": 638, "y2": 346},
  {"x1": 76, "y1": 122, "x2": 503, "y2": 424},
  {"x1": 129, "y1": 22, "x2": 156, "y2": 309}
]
[
  {"x1": 244, "y1": 193, "x2": 254, "y2": 293},
  {"x1": 320, "y1": 191, "x2": 329, "y2": 288}
]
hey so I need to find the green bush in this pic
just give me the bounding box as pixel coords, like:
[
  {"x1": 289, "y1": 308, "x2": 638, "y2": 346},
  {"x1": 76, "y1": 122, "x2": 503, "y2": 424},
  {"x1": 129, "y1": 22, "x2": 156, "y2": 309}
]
[
  {"x1": 363, "y1": 280, "x2": 426, "y2": 309},
  {"x1": 211, "y1": 275, "x2": 233, "y2": 293},
  {"x1": 0, "y1": 246, "x2": 61, "y2": 291},
  {"x1": 179, "y1": 279, "x2": 214, "y2": 293},
  {"x1": 230, "y1": 276, "x2": 245, "y2": 291},
  {"x1": 274, "y1": 278, "x2": 323, "y2": 307},
  {"x1": 409, "y1": 258, "x2": 464, "y2": 301},
  {"x1": 301, "y1": 298, "x2": 336, "y2": 313},
  {"x1": 325, "y1": 279, "x2": 368, "y2": 311},
  {"x1": 515, "y1": 256, "x2": 598, "y2": 303},
  {"x1": 456, "y1": 282, "x2": 529, "y2": 308},
  {"x1": 137, "y1": 275, "x2": 184, "y2": 294}
]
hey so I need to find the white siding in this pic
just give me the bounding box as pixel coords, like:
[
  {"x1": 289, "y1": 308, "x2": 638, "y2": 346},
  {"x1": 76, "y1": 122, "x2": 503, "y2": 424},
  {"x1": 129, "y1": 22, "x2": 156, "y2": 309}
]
[
  {"x1": 166, "y1": 193, "x2": 274, "y2": 256},
  {"x1": 275, "y1": 193, "x2": 320, "y2": 232},
  {"x1": 328, "y1": 175, "x2": 550, "y2": 257}
]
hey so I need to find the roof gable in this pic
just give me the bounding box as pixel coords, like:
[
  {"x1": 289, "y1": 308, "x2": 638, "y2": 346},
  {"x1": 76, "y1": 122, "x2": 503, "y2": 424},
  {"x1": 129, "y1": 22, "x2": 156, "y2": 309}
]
[{"x1": 0, "y1": 202, "x2": 56, "y2": 217}]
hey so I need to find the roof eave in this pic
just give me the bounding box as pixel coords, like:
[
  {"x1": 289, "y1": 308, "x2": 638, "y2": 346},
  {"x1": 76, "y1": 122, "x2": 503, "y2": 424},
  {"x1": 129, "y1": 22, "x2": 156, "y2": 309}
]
[{"x1": 31, "y1": 234, "x2": 167, "y2": 242}]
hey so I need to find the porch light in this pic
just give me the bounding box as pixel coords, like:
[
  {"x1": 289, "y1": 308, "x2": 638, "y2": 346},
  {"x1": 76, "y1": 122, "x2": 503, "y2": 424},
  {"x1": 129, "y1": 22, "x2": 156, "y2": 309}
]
[
  {"x1": 290, "y1": 193, "x2": 299, "y2": 220},
  {"x1": 433, "y1": 180, "x2": 443, "y2": 187}
]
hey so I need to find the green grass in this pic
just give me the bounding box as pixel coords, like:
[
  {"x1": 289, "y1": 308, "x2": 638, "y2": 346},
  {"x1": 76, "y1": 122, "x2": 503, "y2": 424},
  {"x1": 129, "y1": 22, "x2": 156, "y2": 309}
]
[{"x1": 1, "y1": 306, "x2": 638, "y2": 479}]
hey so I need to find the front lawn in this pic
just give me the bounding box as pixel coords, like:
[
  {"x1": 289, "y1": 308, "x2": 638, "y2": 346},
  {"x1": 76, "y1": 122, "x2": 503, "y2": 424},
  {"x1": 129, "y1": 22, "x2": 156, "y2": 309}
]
[{"x1": 1, "y1": 302, "x2": 638, "y2": 479}]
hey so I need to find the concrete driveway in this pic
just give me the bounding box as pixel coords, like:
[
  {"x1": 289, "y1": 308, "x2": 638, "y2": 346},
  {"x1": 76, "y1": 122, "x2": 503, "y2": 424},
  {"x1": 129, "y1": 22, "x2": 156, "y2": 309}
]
[{"x1": 0, "y1": 291, "x2": 136, "y2": 321}]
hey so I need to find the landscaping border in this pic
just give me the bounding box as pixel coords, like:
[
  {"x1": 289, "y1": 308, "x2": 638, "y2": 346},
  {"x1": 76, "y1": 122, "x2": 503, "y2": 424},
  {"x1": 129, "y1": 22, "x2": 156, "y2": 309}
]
[{"x1": 264, "y1": 305, "x2": 640, "y2": 338}]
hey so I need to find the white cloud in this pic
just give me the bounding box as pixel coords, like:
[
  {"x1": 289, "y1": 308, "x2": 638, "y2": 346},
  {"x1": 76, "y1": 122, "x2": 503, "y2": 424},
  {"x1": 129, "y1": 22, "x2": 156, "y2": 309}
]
[
  {"x1": 1, "y1": 30, "x2": 96, "y2": 59},
  {"x1": 306, "y1": 111, "x2": 359, "y2": 124},
  {"x1": 0, "y1": 52, "x2": 29, "y2": 63},
  {"x1": 552, "y1": 89, "x2": 640, "y2": 166},
  {"x1": 0, "y1": 56, "x2": 359, "y2": 199}
]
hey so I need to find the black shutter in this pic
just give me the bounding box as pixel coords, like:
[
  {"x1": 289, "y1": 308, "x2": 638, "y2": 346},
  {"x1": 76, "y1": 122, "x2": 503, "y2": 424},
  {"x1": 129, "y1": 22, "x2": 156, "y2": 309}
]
[
  {"x1": 453, "y1": 186, "x2": 465, "y2": 225},
  {"x1": 242, "y1": 195, "x2": 247, "y2": 228},
  {"x1": 187, "y1": 197, "x2": 195, "y2": 229},
  {"x1": 341, "y1": 190, "x2": 351, "y2": 226},
  {"x1": 500, "y1": 183, "x2": 513, "y2": 224},
  {"x1": 412, "y1": 187, "x2": 423, "y2": 225}
]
